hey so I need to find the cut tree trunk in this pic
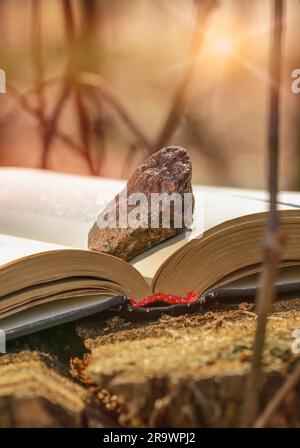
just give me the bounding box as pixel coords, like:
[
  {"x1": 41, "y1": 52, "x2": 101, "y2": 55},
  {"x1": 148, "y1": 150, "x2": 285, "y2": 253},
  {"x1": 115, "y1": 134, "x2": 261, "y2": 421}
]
[
  {"x1": 0, "y1": 348, "x2": 118, "y2": 428},
  {"x1": 2, "y1": 299, "x2": 300, "y2": 427},
  {"x1": 76, "y1": 299, "x2": 300, "y2": 427},
  {"x1": 0, "y1": 351, "x2": 88, "y2": 427}
]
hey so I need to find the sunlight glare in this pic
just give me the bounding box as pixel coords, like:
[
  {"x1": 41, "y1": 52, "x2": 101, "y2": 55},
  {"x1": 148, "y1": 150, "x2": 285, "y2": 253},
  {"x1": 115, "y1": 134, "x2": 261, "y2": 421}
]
[{"x1": 211, "y1": 36, "x2": 235, "y2": 56}]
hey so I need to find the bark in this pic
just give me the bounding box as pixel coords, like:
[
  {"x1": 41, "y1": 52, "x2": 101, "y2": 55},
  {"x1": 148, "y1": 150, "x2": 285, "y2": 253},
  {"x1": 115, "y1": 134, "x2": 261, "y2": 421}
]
[
  {"x1": 0, "y1": 325, "x2": 119, "y2": 428},
  {"x1": 2, "y1": 299, "x2": 300, "y2": 427},
  {"x1": 0, "y1": 351, "x2": 86, "y2": 427},
  {"x1": 76, "y1": 299, "x2": 300, "y2": 427}
]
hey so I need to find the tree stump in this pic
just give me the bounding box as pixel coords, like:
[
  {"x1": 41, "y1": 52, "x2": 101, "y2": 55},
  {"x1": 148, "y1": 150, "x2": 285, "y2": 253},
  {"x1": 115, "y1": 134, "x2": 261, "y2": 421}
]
[
  {"x1": 0, "y1": 325, "x2": 119, "y2": 428},
  {"x1": 0, "y1": 351, "x2": 87, "y2": 427},
  {"x1": 1, "y1": 299, "x2": 300, "y2": 427},
  {"x1": 76, "y1": 299, "x2": 300, "y2": 427}
]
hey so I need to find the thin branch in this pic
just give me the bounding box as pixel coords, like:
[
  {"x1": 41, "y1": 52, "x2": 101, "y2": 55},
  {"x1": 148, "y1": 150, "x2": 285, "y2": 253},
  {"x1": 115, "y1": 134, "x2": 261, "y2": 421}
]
[
  {"x1": 84, "y1": 86, "x2": 106, "y2": 175},
  {"x1": 23, "y1": 76, "x2": 62, "y2": 97},
  {"x1": 30, "y1": 0, "x2": 72, "y2": 169},
  {"x1": 31, "y1": 0, "x2": 50, "y2": 168},
  {"x1": 8, "y1": 82, "x2": 83, "y2": 153},
  {"x1": 79, "y1": 71, "x2": 152, "y2": 151},
  {"x1": 77, "y1": 0, "x2": 104, "y2": 175},
  {"x1": 75, "y1": 82, "x2": 96, "y2": 175},
  {"x1": 121, "y1": 142, "x2": 144, "y2": 178},
  {"x1": 8, "y1": 82, "x2": 40, "y2": 116},
  {"x1": 61, "y1": 0, "x2": 96, "y2": 174},
  {"x1": 41, "y1": 84, "x2": 71, "y2": 168},
  {"x1": 241, "y1": 0, "x2": 285, "y2": 427},
  {"x1": 62, "y1": 0, "x2": 77, "y2": 63},
  {"x1": 31, "y1": 0, "x2": 46, "y2": 128},
  {"x1": 51, "y1": 128, "x2": 83, "y2": 153},
  {"x1": 38, "y1": 0, "x2": 79, "y2": 169},
  {"x1": 154, "y1": 0, "x2": 218, "y2": 151},
  {"x1": 254, "y1": 362, "x2": 300, "y2": 428}
]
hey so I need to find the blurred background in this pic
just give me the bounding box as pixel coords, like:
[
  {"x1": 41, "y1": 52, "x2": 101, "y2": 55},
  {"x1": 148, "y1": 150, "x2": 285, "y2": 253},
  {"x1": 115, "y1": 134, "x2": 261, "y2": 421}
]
[{"x1": 0, "y1": 0, "x2": 299, "y2": 189}]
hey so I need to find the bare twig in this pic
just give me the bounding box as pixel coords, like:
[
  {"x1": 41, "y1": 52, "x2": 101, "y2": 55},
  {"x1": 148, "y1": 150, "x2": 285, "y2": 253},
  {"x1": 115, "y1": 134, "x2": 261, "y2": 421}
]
[
  {"x1": 31, "y1": 0, "x2": 53, "y2": 168},
  {"x1": 121, "y1": 142, "x2": 146, "y2": 178},
  {"x1": 154, "y1": 0, "x2": 218, "y2": 151},
  {"x1": 9, "y1": 0, "x2": 219, "y2": 176},
  {"x1": 79, "y1": 71, "x2": 152, "y2": 151},
  {"x1": 80, "y1": 0, "x2": 98, "y2": 69},
  {"x1": 84, "y1": 86, "x2": 106, "y2": 175},
  {"x1": 6, "y1": 76, "x2": 61, "y2": 123},
  {"x1": 39, "y1": 0, "x2": 83, "y2": 169},
  {"x1": 254, "y1": 362, "x2": 300, "y2": 427},
  {"x1": 77, "y1": 0, "x2": 104, "y2": 175},
  {"x1": 61, "y1": 0, "x2": 96, "y2": 174},
  {"x1": 80, "y1": 0, "x2": 218, "y2": 170},
  {"x1": 62, "y1": 0, "x2": 77, "y2": 68},
  {"x1": 41, "y1": 83, "x2": 71, "y2": 168},
  {"x1": 23, "y1": 76, "x2": 62, "y2": 98},
  {"x1": 242, "y1": 0, "x2": 285, "y2": 427},
  {"x1": 30, "y1": 0, "x2": 72, "y2": 169},
  {"x1": 75, "y1": 83, "x2": 96, "y2": 175},
  {"x1": 8, "y1": 82, "x2": 82, "y2": 153},
  {"x1": 31, "y1": 0, "x2": 46, "y2": 130},
  {"x1": 8, "y1": 82, "x2": 40, "y2": 116}
]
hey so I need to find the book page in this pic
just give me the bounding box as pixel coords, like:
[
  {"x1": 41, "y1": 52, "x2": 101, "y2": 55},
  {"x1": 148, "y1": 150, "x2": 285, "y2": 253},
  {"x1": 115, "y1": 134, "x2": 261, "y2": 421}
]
[
  {"x1": 132, "y1": 186, "x2": 300, "y2": 280},
  {"x1": 0, "y1": 168, "x2": 124, "y2": 248},
  {"x1": 1, "y1": 167, "x2": 300, "y2": 262},
  {"x1": 0, "y1": 233, "x2": 67, "y2": 267}
]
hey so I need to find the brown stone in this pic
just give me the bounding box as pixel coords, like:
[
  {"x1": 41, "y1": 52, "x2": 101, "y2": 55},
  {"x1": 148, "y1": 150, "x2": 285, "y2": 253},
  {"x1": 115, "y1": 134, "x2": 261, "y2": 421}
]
[{"x1": 88, "y1": 146, "x2": 194, "y2": 261}]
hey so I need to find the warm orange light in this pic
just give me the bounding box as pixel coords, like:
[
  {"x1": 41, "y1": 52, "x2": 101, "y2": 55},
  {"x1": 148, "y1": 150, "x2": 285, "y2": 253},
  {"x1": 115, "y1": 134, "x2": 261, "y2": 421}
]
[{"x1": 211, "y1": 36, "x2": 235, "y2": 56}]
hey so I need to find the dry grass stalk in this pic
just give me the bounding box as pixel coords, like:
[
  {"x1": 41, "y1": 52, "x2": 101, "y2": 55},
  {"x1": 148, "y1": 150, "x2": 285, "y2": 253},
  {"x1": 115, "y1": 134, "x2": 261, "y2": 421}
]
[
  {"x1": 31, "y1": 0, "x2": 46, "y2": 147},
  {"x1": 9, "y1": 1, "x2": 219, "y2": 174},
  {"x1": 41, "y1": 84, "x2": 71, "y2": 168},
  {"x1": 79, "y1": 0, "x2": 105, "y2": 175},
  {"x1": 80, "y1": 0, "x2": 219, "y2": 169},
  {"x1": 242, "y1": 0, "x2": 285, "y2": 427},
  {"x1": 63, "y1": 0, "x2": 99, "y2": 175},
  {"x1": 154, "y1": 0, "x2": 219, "y2": 151},
  {"x1": 75, "y1": 83, "x2": 96, "y2": 175},
  {"x1": 31, "y1": 0, "x2": 72, "y2": 169},
  {"x1": 254, "y1": 362, "x2": 300, "y2": 428},
  {"x1": 79, "y1": 71, "x2": 152, "y2": 151},
  {"x1": 8, "y1": 81, "x2": 83, "y2": 153}
]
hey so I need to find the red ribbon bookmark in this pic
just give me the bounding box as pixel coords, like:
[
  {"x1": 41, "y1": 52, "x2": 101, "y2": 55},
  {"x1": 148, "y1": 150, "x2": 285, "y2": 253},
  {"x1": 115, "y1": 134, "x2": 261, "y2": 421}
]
[{"x1": 130, "y1": 292, "x2": 198, "y2": 308}]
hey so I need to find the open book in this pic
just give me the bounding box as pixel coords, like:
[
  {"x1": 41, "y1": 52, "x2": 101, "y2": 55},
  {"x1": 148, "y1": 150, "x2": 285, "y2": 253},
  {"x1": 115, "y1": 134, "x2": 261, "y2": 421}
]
[{"x1": 1, "y1": 168, "x2": 300, "y2": 339}]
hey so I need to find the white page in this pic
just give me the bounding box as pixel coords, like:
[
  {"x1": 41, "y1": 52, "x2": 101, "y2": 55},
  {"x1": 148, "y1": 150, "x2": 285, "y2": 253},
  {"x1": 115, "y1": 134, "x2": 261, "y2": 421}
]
[
  {"x1": 0, "y1": 168, "x2": 124, "y2": 248},
  {"x1": 1, "y1": 167, "x2": 300, "y2": 258},
  {"x1": 132, "y1": 186, "x2": 300, "y2": 280},
  {"x1": 0, "y1": 233, "x2": 67, "y2": 266}
]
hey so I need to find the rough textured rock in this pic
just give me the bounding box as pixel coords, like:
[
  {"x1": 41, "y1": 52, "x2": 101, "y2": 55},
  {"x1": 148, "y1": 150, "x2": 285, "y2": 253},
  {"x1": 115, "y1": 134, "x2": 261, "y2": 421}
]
[{"x1": 88, "y1": 146, "x2": 194, "y2": 261}]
